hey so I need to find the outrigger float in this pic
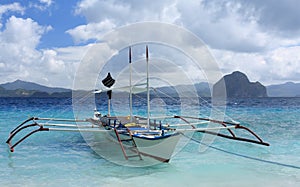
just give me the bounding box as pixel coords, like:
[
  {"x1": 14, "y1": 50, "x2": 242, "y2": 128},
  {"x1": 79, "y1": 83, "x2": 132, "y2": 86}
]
[{"x1": 6, "y1": 46, "x2": 269, "y2": 163}]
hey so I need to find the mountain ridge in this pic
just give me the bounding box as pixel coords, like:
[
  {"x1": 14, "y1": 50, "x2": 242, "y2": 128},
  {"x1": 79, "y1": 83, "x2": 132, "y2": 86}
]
[
  {"x1": 1, "y1": 74, "x2": 300, "y2": 97},
  {"x1": 1, "y1": 80, "x2": 70, "y2": 94},
  {"x1": 267, "y1": 82, "x2": 300, "y2": 97},
  {"x1": 213, "y1": 71, "x2": 267, "y2": 98}
]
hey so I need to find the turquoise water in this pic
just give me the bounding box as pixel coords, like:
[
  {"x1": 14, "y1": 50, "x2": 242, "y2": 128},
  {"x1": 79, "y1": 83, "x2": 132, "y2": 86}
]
[{"x1": 0, "y1": 97, "x2": 300, "y2": 186}]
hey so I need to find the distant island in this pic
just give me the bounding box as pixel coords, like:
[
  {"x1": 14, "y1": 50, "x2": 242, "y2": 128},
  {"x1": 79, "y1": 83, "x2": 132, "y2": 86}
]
[
  {"x1": 213, "y1": 71, "x2": 267, "y2": 98},
  {"x1": 1, "y1": 72, "x2": 299, "y2": 98},
  {"x1": 0, "y1": 80, "x2": 72, "y2": 97},
  {"x1": 267, "y1": 82, "x2": 300, "y2": 97}
]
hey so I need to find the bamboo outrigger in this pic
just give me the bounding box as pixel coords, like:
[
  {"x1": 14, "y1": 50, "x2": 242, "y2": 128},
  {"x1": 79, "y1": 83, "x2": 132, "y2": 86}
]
[{"x1": 6, "y1": 46, "x2": 269, "y2": 163}]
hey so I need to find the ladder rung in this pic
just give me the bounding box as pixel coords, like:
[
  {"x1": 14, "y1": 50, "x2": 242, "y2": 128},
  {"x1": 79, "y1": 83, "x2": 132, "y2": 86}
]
[
  {"x1": 127, "y1": 155, "x2": 140, "y2": 158},
  {"x1": 121, "y1": 139, "x2": 133, "y2": 142},
  {"x1": 114, "y1": 127, "x2": 142, "y2": 160}
]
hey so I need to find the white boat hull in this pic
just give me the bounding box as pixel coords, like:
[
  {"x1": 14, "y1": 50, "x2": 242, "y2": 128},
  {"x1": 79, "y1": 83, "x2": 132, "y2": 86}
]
[
  {"x1": 81, "y1": 125, "x2": 181, "y2": 166},
  {"x1": 132, "y1": 133, "x2": 181, "y2": 162}
]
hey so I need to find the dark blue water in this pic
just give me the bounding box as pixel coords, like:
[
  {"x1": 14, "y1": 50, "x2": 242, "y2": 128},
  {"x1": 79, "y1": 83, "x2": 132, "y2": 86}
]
[{"x1": 0, "y1": 97, "x2": 299, "y2": 186}]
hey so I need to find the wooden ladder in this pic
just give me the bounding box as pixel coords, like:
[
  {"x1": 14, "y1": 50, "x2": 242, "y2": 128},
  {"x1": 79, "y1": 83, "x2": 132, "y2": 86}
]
[{"x1": 114, "y1": 128, "x2": 142, "y2": 160}]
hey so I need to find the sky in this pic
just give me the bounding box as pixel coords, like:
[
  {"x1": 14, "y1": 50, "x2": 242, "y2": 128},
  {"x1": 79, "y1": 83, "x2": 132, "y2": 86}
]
[{"x1": 0, "y1": 0, "x2": 300, "y2": 88}]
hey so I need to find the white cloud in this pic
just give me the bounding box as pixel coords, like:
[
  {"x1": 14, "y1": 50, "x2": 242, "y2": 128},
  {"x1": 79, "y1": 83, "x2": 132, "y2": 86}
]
[
  {"x1": 0, "y1": 2, "x2": 24, "y2": 29},
  {"x1": 71, "y1": 0, "x2": 300, "y2": 52},
  {"x1": 176, "y1": 0, "x2": 300, "y2": 53},
  {"x1": 66, "y1": 19, "x2": 116, "y2": 43},
  {"x1": 41, "y1": 45, "x2": 90, "y2": 87},
  {"x1": 1, "y1": 0, "x2": 300, "y2": 88},
  {"x1": 39, "y1": 0, "x2": 53, "y2": 7},
  {"x1": 0, "y1": 2, "x2": 24, "y2": 16},
  {"x1": 42, "y1": 49, "x2": 65, "y2": 73},
  {"x1": 161, "y1": 2, "x2": 181, "y2": 24},
  {"x1": 1, "y1": 16, "x2": 51, "y2": 48},
  {"x1": 74, "y1": 0, "x2": 177, "y2": 23},
  {"x1": 0, "y1": 16, "x2": 47, "y2": 75},
  {"x1": 29, "y1": 0, "x2": 53, "y2": 11},
  {"x1": 0, "y1": 15, "x2": 77, "y2": 88},
  {"x1": 54, "y1": 45, "x2": 91, "y2": 63},
  {"x1": 70, "y1": 0, "x2": 180, "y2": 44},
  {"x1": 212, "y1": 46, "x2": 300, "y2": 85},
  {"x1": 266, "y1": 46, "x2": 300, "y2": 82},
  {"x1": 66, "y1": 0, "x2": 300, "y2": 86},
  {"x1": 234, "y1": 0, "x2": 300, "y2": 35}
]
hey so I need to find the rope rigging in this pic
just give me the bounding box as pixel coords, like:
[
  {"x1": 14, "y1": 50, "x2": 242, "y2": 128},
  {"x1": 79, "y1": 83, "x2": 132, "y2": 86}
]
[{"x1": 182, "y1": 134, "x2": 300, "y2": 170}]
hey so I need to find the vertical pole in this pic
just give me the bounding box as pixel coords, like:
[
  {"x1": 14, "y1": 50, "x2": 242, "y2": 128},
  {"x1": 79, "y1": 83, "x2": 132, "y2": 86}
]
[
  {"x1": 129, "y1": 47, "x2": 133, "y2": 122},
  {"x1": 146, "y1": 45, "x2": 150, "y2": 129},
  {"x1": 107, "y1": 90, "x2": 112, "y2": 116},
  {"x1": 108, "y1": 99, "x2": 111, "y2": 116}
]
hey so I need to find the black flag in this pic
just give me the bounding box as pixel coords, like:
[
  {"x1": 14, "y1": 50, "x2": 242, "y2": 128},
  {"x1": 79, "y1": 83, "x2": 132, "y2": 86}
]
[{"x1": 102, "y1": 72, "x2": 115, "y2": 88}]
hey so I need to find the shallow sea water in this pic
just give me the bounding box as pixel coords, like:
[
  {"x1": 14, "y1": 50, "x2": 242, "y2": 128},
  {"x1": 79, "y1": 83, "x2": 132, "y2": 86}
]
[{"x1": 0, "y1": 97, "x2": 299, "y2": 186}]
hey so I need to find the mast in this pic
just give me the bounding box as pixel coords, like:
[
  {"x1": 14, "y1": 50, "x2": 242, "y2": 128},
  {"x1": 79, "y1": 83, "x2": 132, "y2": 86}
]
[
  {"x1": 101, "y1": 73, "x2": 115, "y2": 117},
  {"x1": 107, "y1": 90, "x2": 112, "y2": 116},
  {"x1": 146, "y1": 45, "x2": 150, "y2": 129},
  {"x1": 129, "y1": 46, "x2": 133, "y2": 122}
]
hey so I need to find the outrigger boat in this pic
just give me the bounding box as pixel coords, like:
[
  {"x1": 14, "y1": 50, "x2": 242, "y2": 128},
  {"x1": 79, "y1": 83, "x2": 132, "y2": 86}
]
[{"x1": 6, "y1": 46, "x2": 269, "y2": 164}]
